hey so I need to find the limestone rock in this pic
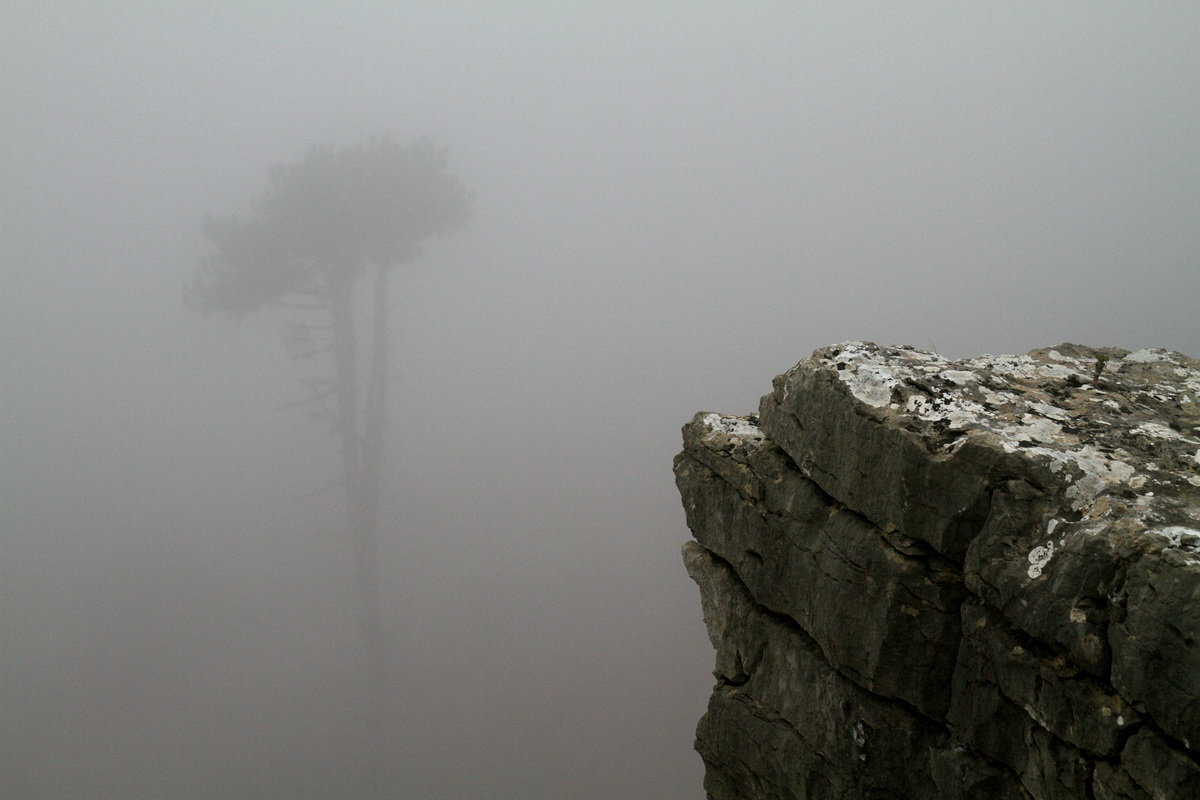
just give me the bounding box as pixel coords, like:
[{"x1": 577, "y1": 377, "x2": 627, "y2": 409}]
[
  {"x1": 677, "y1": 413, "x2": 965, "y2": 720},
  {"x1": 1093, "y1": 729, "x2": 1200, "y2": 799},
  {"x1": 951, "y1": 603, "x2": 1137, "y2": 758},
  {"x1": 678, "y1": 342, "x2": 1200, "y2": 799},
  {"x1": 684, "y1": 542, "x2": 945, "y2": 800}
]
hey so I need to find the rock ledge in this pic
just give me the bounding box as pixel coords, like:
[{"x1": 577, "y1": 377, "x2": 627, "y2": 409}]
[{"x1": 677, "y1": 342, "x2": 1200, "y2": 799}]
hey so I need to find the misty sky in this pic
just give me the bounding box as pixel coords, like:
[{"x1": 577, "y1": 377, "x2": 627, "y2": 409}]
[{"x1": 3, "y1": 3, "x2": 1199, "y2": 799}]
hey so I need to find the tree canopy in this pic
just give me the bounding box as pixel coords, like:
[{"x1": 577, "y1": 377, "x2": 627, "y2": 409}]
[{"x1": 190, "y1": 136, "x2": 470, "y2": 315}]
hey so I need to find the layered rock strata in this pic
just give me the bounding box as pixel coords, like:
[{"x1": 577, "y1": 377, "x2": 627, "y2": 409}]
[{"x1": 676, "y1": 342, "x2": 1200, "y2": 799}]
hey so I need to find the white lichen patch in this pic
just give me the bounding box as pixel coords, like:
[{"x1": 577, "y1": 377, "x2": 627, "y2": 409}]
[
  {"x1": 939, "y1": 370, "x2": 978, "y2": 385},
  {"x1": 1123, "y1": 349, "x2": 1169, "y2": 363},
  {"x1": 1046, "y1": 350, "x2": 1072, "y2": 362},
  {"x1": 1132, "y1": 422, "x2": 1199, "y2": 444},
  {"x1": 979, "y1": 353, "x2": 1083, "y2": 382},
  {"x1": 1156, "y1": 526, "x2": 1200, "y2": 548},
  {"x1": 982, "y1": 390, "x2": 1010, "y2": 406},
  {"x1": 1040, "y1": 363, "x2": 1082, "y2": 381},
  {"x1": 851, "y1": 720, "x2": 867, "y2": 762},
  {"x1": 1060, "y1": 448, "x2": 1136, "y2": 510},
  {"x1": 701, "y1": 412, "x2": 764, "y2": 442},
  {"x1": 976, "y1": 354, "x2": 1039, "y2": 379},
  {"x1": 905, "y1": 394, "x2": 988, "y2": 430},
  {"x1": 829, "y1": 342, "x2": 905, "y2": 407},
  {"x1": 1150, "y1": 526, "x2": 1200, "y2": 563},
  {"x1": 851, "y1": 367, "x2": 900, "y2": 407},
  {"x1": 1028, "y1": 402, "x2": 1073, "y2": 422},
  {"x1": 1028, "y1": 542, "x2": 1057, "y2": 579},
  {"x1": 1016, "y1": 415, "x2": 1065, "y2": 445},
  {"x1": 697, "y1": 413, "x2": 767, "y2": 458}
]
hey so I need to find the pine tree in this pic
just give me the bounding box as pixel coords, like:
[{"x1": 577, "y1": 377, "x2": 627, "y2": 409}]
[{"x1": 190, "y1": 136, "x2": 470, "y2": 697}]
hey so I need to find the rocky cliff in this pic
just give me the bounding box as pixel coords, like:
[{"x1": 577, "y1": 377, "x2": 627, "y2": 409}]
[{"x1": 676, "y1": 342, "x2": 1200, "y2": 799}]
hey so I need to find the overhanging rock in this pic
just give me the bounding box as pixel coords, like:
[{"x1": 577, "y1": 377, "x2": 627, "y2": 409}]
[{"x1": 676, "y1": 342, "x2": 1200, "y2": 800}]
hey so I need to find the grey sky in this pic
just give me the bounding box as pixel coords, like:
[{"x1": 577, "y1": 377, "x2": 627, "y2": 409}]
[{"x1": 3, "y1": 3, "x2": 1198, "y2": 798}]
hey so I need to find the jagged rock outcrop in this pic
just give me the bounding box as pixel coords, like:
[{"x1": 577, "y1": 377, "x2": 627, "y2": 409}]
[{"x1": 676, "y1": 342, "x2": 1200, "y2": 799}]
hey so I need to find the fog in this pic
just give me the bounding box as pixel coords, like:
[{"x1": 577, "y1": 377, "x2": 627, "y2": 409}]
[{"x1": 3, "y1": 3, "x2": 1198, "y2": 798}]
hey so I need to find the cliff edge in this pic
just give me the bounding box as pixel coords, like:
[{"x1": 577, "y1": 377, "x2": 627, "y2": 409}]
[{"x1": 676, "y1": 342, "x2": 1200, "y2": 799}]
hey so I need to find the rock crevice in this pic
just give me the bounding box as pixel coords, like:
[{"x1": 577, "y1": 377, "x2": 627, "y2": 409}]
[{"x1": 677, "y1": 342, "x2": 1200, "y2": 799}]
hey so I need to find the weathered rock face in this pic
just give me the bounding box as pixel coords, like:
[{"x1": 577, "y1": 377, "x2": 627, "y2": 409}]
[{"x1": 676, "y1": 342, "x2": 1200, "y2": 799}]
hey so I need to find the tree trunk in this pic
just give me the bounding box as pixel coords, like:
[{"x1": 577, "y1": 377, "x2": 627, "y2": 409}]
[
  {"x1": 359, "y1": 266, "x2": 391, "y2": 691},
  {"x1": 328, "y1": 274, "x2": 389, "y2": 700}
]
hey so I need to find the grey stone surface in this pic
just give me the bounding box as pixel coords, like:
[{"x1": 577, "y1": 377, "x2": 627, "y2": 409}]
[
  {"x1": 678, "y1": 342, "x2": 1200, "y2": 799},
  {"x1": 676, "y1": 413, "x2": 965, "y2": 720},
  {"x1": 1109, "y1": 542, "x2": 1200, "y2": 751},
  {"x1": 1093, "y1": 729, "x2": 1200, "y2": 800},
  {"x1": 928, "y1": 745, "x2": 1031, "y2": 800},
  {"x1": 952, "y1": 602, "x2": 1137, "y2": 758},
  {"x1": 684, "y1": 542, "x2": 944, "y2": 800}
]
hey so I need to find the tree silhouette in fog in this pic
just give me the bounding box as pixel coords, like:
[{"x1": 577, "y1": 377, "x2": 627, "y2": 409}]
[{"x1": 189, "y1": 136, "x2": 469, "y2": 694}]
